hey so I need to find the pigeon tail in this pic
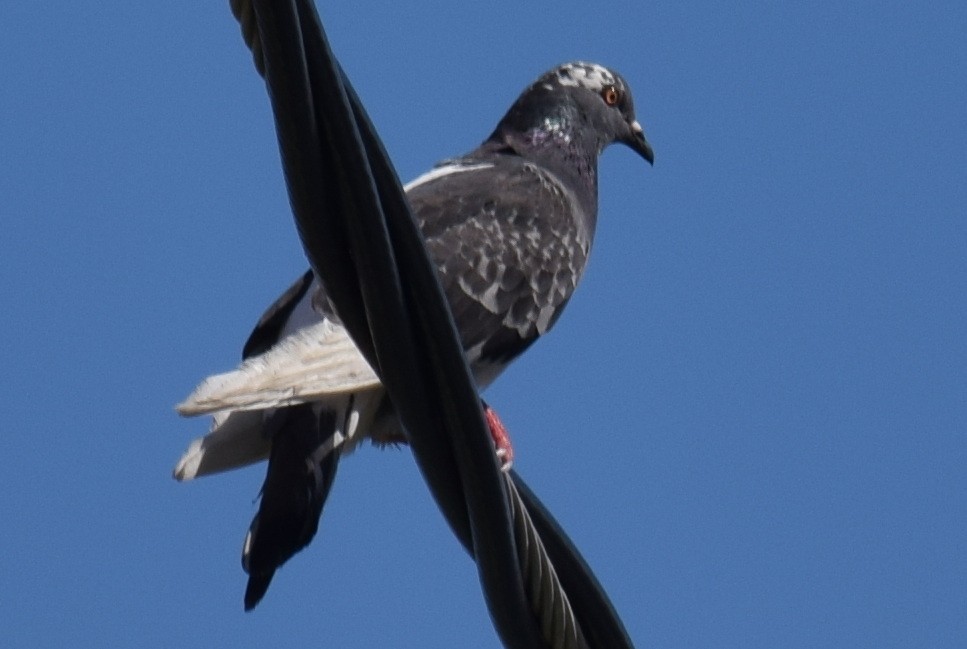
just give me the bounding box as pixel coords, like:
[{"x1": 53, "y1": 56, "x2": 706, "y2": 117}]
[{"x1": 240, "y1": 401, "x2": 347, "y2": 610}]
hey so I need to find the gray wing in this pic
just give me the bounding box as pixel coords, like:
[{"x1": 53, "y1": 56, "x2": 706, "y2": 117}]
[
  {"x1": 409, "y1": 156, "x2": 593, "y2": 368},
  {"x1": 221, "y1": 153, "x2": 593, "y2": 395}
]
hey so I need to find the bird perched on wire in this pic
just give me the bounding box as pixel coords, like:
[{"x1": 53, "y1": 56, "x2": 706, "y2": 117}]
[{"x1": 174, "y1": 61, "x2": 654, "y2": 610}]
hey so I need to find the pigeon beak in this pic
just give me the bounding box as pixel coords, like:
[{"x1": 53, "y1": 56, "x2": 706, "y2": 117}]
[{"x1": 626, "y1": 120, "x2": 654, "y2": 166}]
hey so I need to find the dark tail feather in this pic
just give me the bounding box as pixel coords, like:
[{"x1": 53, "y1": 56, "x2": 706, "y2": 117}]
[{"x1": 241, "y1": 403, "x2": 342, "y2": 610}]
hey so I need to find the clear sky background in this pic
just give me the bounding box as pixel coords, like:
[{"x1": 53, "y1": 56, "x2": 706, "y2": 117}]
[{"x1": 2, "y1": 2, "x2": 964, "y2": 647}]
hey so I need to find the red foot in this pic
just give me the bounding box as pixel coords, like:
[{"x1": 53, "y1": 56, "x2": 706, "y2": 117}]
[{"x1": 483, "y1": 404, "x2": 514, "y2": 472}]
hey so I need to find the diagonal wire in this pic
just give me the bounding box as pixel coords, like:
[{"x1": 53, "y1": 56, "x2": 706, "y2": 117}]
[
  {"x1": 236, "y1": 2, "x2": 539, "y2": 645},
  {"x1": 226, "y1": 1, "x2": 634, "y2": 647},
  {"x1": 504, "y1": 473, "x2": 584, "y2": 647}
]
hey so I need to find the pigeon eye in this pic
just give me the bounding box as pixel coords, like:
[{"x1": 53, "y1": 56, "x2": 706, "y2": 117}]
[{"x1": 601, "y1": 85, "x2": 620, "y2": 106}]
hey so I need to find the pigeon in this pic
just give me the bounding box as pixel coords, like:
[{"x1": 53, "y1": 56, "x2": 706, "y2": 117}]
[{"x1": 174, "y1": 61, "x2": 654, "y2": 610}]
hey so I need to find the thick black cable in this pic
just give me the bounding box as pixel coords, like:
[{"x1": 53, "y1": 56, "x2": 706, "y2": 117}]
[
  {"x1": 244, "y1": 2, "x2": 544, "y2": 646},
  {"x1": 288, "y1": 0, "x2": 474, "y2": 548},
  {"x1": 234, "y1": 0, "x2": 373, "y2": 363},
  {"x1": 511, "y1": 473, "x2": 636, "y2": 649},
  {"x1": 227, "y1": 1, "x2": 636, "y2": 647}
]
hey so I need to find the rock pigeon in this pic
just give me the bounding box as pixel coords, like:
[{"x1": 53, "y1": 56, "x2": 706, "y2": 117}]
[{"x1": 174, "y1": 61, "x2": 654, "y2": 609}]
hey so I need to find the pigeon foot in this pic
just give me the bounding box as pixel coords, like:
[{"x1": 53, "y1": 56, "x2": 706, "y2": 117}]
[{"x1": 483, "y1": 404, "x2": 514, "y2": 472}]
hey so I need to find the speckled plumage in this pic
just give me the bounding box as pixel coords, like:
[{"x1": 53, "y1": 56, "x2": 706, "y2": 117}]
[
  {"x1": 175, "y1": 61, "x2": 653, "y2": 609},
  {"x1": 415, "y1": 156, "x2": 591, "y2": 368}
]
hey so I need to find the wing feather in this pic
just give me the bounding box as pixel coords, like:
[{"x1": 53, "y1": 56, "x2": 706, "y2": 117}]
[{"x1": 177, "y1": 319, "x2": 380, "y2": 416}]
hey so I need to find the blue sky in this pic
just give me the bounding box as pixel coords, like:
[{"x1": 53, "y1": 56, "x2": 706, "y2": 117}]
[{"x1": 2, "y1": 2, "x2": 965, "y2": 647}]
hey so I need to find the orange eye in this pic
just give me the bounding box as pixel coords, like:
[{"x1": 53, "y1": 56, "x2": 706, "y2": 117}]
[{"x1": 602, "y1": 85, "x2": 620, "y2": 106}]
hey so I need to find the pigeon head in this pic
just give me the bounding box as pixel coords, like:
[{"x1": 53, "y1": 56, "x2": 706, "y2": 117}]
[{"x1": 487, "y1": 61, "x2": 654, "y2": 167}]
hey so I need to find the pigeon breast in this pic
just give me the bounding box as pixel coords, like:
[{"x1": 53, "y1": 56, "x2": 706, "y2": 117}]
[{"x1": 408, "y1": 155, "x2": 593, "y2": 373}]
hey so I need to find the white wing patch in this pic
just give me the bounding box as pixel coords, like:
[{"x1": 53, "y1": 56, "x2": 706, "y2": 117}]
[{"x1": 177, "y1": 318, "x2": 381, "y2": 416}]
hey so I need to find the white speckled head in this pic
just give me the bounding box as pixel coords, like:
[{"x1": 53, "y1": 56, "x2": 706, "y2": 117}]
[
  {"x1": 542, "y1": 61, "x2": 618, "y2": 93},
  {"x1": 487, "y1": 61, "x2": 654, "y2": 166}
]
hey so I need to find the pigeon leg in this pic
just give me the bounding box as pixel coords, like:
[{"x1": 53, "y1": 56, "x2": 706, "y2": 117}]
[{"x1": 483, "y1": 403, "x2": 514, "y2": 471}]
